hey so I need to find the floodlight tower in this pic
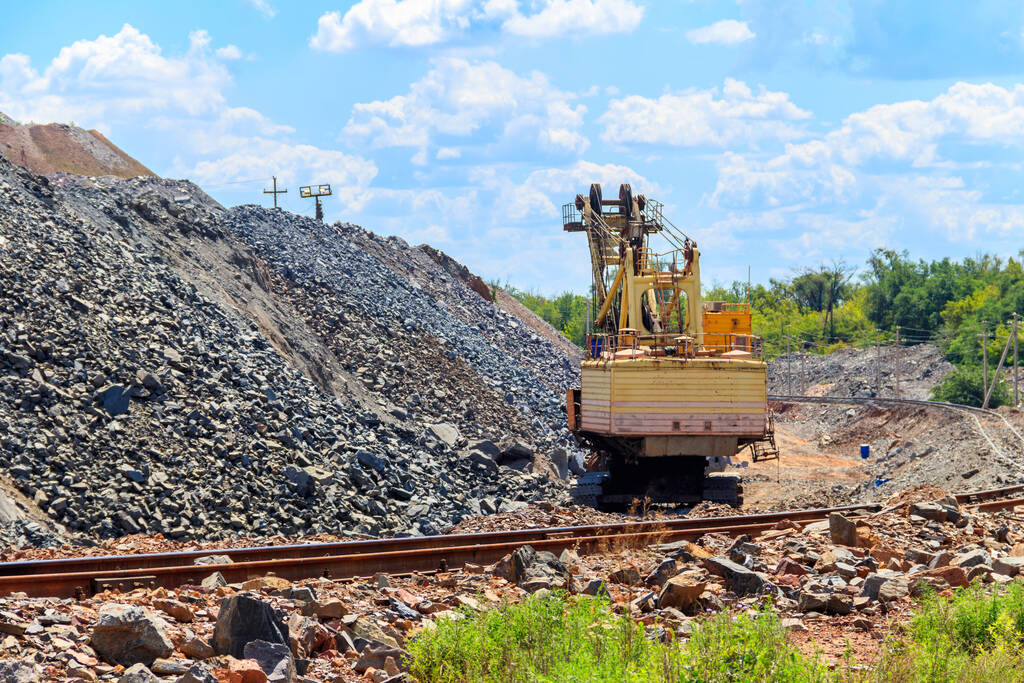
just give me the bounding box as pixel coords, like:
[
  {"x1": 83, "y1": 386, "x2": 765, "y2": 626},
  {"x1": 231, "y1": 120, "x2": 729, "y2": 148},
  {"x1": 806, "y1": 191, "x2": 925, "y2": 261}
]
[{"x1": 299, "y1": 184, "x2": 332, "y2": 222}]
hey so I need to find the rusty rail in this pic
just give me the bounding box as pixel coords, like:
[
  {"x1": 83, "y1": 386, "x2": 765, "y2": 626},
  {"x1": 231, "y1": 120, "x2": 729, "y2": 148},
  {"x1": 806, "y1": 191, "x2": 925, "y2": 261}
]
[
  {"x1": 3, "y1": 484, "x2": 1022, "y2": 599},
  {"x1": 0, "y1": 504, "x2": 880, "y2": 599}
]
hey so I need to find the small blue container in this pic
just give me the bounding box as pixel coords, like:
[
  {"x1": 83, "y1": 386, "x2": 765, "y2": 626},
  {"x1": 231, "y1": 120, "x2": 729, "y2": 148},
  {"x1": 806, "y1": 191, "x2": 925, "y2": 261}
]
[
  {"x1": 860, "y1": 444, "x2": 870, "y2": 459},
  {"x1": 589, "y1": 337, "x2": 604, "y2": 359}
]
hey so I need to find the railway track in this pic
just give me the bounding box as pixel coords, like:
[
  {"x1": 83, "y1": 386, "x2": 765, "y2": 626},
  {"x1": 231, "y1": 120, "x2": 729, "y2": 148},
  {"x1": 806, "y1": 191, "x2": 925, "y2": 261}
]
[{"x1": 5, "y1": 484, "x2": 1024, "y2": 599}]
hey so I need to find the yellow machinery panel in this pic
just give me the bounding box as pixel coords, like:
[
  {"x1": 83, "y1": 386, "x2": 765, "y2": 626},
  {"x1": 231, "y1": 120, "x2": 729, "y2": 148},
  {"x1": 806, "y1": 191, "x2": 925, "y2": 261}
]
[
  {"x1": 702, "y1": 303, "x2": 752, "y2": 352},
  {"x1": 579, "y1": 358, "x2": 767, "y2": 438}
]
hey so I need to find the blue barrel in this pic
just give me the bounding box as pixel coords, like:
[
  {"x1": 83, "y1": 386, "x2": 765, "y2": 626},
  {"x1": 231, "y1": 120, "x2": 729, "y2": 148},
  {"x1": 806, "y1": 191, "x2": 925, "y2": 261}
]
[
  {"x1": 589, "y1": 337, "x2": 604, "y2": 359},
  {"x1": 860, "y1": 444, "x2": 870, "y2": 459}
]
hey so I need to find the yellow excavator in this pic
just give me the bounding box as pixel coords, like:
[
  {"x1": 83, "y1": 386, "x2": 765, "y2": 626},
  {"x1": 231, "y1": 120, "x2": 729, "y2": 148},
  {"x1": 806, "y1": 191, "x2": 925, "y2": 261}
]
[{"x1": 564, "y1": 183, "x2": 777, "y2": 507}]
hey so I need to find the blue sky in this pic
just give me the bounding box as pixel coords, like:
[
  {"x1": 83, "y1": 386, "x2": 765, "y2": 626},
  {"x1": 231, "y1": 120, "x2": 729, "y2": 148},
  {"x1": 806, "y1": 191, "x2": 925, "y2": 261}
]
[{"x1": 4, "y1": 1, "x2": 1024, "y2": 294}]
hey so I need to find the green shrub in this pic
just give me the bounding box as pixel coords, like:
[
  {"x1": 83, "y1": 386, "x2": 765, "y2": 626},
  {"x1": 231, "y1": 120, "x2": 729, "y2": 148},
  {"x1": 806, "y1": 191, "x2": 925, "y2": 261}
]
[
  {"x1": 405, "y1": 592, "x2": 829, "y2": 683},
  {"x1": 929, "y1": 365, "x2": 1009, "y2": 408},
  {"x1": 868, "y1": 582, "x2": 1024, "y2": 683}
]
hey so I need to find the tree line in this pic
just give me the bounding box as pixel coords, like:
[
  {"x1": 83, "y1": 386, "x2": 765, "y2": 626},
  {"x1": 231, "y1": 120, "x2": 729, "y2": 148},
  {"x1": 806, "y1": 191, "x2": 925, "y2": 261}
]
[{"x1": 502, "y1": 249, "x2": 1024, "y2": 407}]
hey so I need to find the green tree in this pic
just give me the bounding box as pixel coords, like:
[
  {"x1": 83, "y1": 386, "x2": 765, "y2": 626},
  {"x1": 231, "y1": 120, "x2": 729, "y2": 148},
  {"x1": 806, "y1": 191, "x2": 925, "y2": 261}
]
[{"x1": 930, "y1": 366, "x2": 1010, "y2": 408}]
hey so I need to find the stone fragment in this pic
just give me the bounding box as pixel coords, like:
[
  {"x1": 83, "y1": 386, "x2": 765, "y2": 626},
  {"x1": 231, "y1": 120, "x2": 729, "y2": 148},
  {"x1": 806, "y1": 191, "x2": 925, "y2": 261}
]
[
  {"x1": 582, "y1": 579, "x2": 610, "y2": 598},
  {"x1": 243, "y1": 639, "x2": 296, "y2": 683},
  {"x1": 993, "y1": 556, "x2": 1024, "y2": 577},
  {"x1": 213, "y1": 594, "x2": 289, "y2": 659},
  {"x1": 97, "y1": 384, "x2": 132, "y2": 416},
  {"x1": 608, "y1": 566, "x2": 642, "y2": 586},
  {"x1": 915, "y1": 565, "x2": 968, "y2": 588},
  {"x1": 954, "y1": 549, "x2": 991, "y2": 568},
  {"x1": 175, "y1": 663, "x2": 219, "y2": 683},
  {"x1": 829, "y1": 513, "x2": 857, "y2": 546},
  {"x1": 118, "y1": 663, "x2": 160, "y2": 683},
  {"x1": 702, "y1": 556, "x2": 778, "y2": 597},
  {"x1": 657, "y1": 576, "x2": 705, "y2": 611},
  {"x1": 780, "y1": 618, "x2": 807, "y2": 632},
  {"x1": 201, "y1": 572, "x2": 227, "y2": 589},
  {"x1": 0, "y1": 660, "x2": 38, "y2": 683},
  {"x1": 354, "y1": 644, "x2": 408, "y2": 674},
  {"x1": 312, "y1": 599, "x2": 348, "y2": 619},
  {"x1": 92, "y1": 603, "x2": 174, "y2": 667},
  {"x1": 505, "y1": 545, "x2": 572, "y2": 590},
  {"x1": 153, "y1": 598, "x2": 193, "y2": 623},
  {"x1": 427, "y1": 423, "x2": 460, "y2": 448},
  {"x1": 797, "y1": 592, "x2": 827, "y2": 613},
  {"x1": 878, "y1": 575, "x2": 910, "y2": 603},
  {"x1": 222, "y1": 658, "x2": 268, "y2": 683},
  {"x1": 853, "y1": 617, "x2": 873, "y2": 631},
  {"x1": 645, "y1": 559, "x2": 678, "y2": 587},
  {"x1": 181, "y1": 636, "x2": 215, "y2": 660},
  {"x1": 776, "y1": 558, "x2": 808, "y2": 576}
]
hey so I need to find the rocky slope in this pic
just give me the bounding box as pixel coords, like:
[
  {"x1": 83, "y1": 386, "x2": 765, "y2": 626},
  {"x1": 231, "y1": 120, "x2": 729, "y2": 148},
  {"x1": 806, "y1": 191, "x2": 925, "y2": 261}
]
[{"x1": 0, "y1": 156, "x2": 581, "y2": 546}]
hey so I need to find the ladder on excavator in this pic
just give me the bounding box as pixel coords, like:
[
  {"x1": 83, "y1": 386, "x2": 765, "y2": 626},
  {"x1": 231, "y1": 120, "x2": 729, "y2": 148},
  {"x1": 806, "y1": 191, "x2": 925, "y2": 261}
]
[{"x1": 749, "y1": 412, "x2": 780, "y2": 462}]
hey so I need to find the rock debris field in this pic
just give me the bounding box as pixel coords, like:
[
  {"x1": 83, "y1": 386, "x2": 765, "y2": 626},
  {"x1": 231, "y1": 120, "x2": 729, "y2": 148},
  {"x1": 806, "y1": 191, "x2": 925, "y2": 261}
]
[{"x1": 0, "y1": 155, "x2": 583, "y2": 548}]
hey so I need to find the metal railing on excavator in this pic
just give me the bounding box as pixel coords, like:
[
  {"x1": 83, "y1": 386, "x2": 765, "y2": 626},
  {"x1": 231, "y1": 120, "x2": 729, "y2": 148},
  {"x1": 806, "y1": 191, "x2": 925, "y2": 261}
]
[{"x1": 584, "y1": 330, "x2": 763, "y2": 361}]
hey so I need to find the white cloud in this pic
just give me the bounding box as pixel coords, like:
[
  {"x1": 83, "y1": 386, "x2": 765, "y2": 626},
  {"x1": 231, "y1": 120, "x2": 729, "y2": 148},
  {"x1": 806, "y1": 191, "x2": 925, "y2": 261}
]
[
  {"x1": 0, "y1": 24, "x2": 377, "y2": 204},
  {"x1": 436, "y1": 146, "x2": 461, "y2": 159},
  {"x1": 247, "y1": 0, "x2": 277, "y2": 18},
  {"x1": 187, "y1": 139, "x2": 377, "y2": 208},
  {"x1": 309, "y1": 0, "x2": 643, "y2": 51},
  {"x1": 215, "y1": 45, "x2": 243, "y2": 60},
  {"x1": 310, "y1": 0, "x2": 475, "y2": 51},
  {"x1": 344, "y1": 58, "x2": 588, "y2": 156},
  {"x1": 489, "y1": 160, "x2": 658, "y2": 220},
  {"x1": 502, "y1": 0, "x2": 644, "y2": 39},
  {"x1": 600, "y1": 78, "x2": 811, "y2": 148},
  {"x1": 711, "y1": 81, "x2": 1024, "y2": 210},
  {"x1": 704, "y1": 81, "x2": 1024, "y2": 263},
  {"x1": 0, "y1": 24, "x2": 230, "y2": 125},
  {"x1": 685, "y1": 19, "x2": 755, "y2": 46}
]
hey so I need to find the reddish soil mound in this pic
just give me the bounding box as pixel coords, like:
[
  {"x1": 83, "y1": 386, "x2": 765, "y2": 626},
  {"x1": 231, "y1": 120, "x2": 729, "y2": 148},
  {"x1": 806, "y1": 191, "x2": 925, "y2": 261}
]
[{"x1": 0, "y1": 114, "x2": 154, "y2": 178}]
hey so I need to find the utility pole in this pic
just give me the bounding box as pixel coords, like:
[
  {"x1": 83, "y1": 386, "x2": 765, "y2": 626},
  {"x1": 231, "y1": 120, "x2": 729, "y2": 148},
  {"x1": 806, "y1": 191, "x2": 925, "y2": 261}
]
[
  {"x1": 875, "y1": 333, "x2": 881, "y2": 397},
  {"x1": 984, "y1": 330, "x2": 1013, "y2": 409},
  {"x1": 801, "y1": 351, "x2": 806, "y2": 394},
  {"x1": 981, "y1": 325, "x2": 989, "y2": 395},
  {"x1": 263, "y1": 176, "x2": 287, "y2": 208},
  {"x1": 786, "y1": 334, "x2": 792, "y2": 395},
  {"x1": 299, "y1": 184, "x2": 332, "y2": 222},
  {"x1": 897, "y1": 327, "x2": 905, "y2": 401},
  {"x1": 1014, "y1": 312, "x2": 1019, "y2": 407}
]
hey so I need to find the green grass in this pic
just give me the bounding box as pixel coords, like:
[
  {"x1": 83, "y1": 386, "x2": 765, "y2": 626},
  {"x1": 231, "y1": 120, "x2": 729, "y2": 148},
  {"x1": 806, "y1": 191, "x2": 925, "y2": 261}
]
[
  {"x1": 865, "y1": 582, "x2": 1024, "y2": 683},
  {"x1": 404, "y1": 592, "x2": 830, "y2": 682},
  {"x1": 406, "y1": 584, "x2": 1024, "y2": 683}
]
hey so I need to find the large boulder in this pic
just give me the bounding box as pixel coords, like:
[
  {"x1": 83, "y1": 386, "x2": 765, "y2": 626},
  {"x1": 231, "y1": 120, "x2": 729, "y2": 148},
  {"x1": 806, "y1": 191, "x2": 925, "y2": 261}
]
[
  {"x1": 91, "y1": 603, "x2": 173, "y2": 667},
  {"x1": 213, "y1": 594, "x2": 289, "y2": 659}
]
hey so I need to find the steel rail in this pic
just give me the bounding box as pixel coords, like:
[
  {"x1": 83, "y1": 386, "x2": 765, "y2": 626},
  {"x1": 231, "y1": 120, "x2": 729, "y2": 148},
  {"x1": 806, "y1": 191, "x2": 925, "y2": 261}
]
[
  {"x1": 5, "y1": 484, "x2": 1024, "y2": 599},
  {"x1": 0, "y1": 518, "x2": 843, "y2": 600},
  {"x1": 0, "y1": 504, "x2": 879, "y2": 583}
]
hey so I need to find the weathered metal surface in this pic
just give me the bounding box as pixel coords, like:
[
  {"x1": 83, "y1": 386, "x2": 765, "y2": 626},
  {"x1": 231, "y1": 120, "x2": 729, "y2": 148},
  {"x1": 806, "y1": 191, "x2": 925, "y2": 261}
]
[{"x1": 0, "y1": 503, "x2": 886, "y2": 598}]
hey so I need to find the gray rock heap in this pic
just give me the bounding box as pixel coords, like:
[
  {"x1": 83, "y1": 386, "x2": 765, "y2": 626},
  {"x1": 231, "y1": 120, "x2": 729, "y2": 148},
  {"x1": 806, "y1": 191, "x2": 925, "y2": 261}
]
[{"x1": 0, "y1": 153, "x2": 581, "y2": 545}]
